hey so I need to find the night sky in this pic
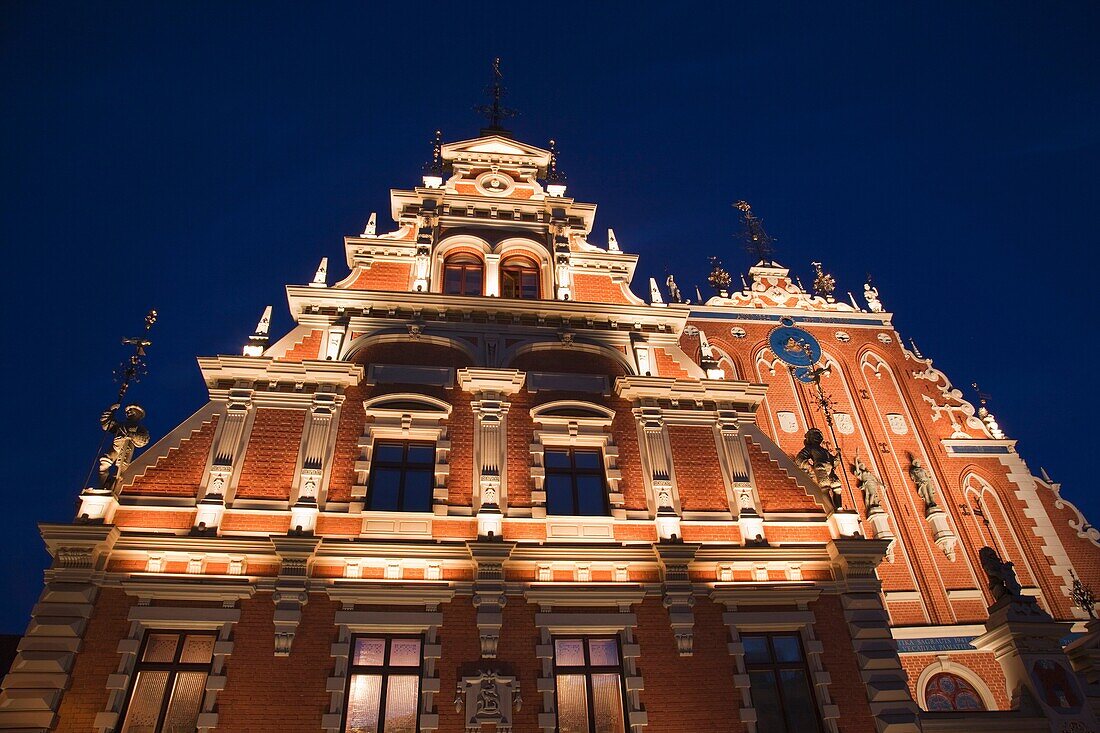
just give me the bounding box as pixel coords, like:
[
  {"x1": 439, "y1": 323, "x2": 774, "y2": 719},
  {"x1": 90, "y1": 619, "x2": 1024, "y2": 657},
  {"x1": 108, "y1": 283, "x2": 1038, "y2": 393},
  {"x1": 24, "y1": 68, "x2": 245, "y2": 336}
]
[{"x1": 2, "y1": 2, "x2": 1097, "y2": 632}]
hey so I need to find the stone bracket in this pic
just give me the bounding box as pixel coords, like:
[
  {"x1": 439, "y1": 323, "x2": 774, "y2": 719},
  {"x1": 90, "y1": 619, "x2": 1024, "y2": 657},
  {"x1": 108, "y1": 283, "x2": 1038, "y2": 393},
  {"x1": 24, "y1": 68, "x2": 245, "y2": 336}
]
[
  {"x1": 656, "y1": 543, "x2": 700, "y2": 656},
  {"x1": 468, "y1": 541, "x2": 516, "y2": 658}
]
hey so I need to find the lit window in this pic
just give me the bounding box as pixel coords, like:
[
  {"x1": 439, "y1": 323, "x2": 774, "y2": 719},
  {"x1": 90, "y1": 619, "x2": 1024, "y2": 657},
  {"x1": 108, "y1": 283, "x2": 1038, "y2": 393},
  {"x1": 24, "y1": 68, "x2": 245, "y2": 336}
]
[
  {"x1": 443, "y1": 255, "x2": 484, "y2": 296},
  {"x1": 742, "y1": 633, "x2": 822, "y2": 733},
  {"x1": 120, "y1": 631, "x2": 215, "y2": 733},
  {"x1": 553, "y1": 637, "x2": 627, "y2": 733},
  {"x1": 500, "y1": 258, "x2": 539, "y2": 299},
  {"x1": 924, "y1": 672, "x2": 986, "y2": 711},
  {"x1": 344, "y1": 636, "x2": 422, "y2": 733},
  {"x1": 367, "y1": 441, "x2": 435, "y2": 512},
  {"x1": 544, "y1": 448, "x2": 608, "y2": 516}
]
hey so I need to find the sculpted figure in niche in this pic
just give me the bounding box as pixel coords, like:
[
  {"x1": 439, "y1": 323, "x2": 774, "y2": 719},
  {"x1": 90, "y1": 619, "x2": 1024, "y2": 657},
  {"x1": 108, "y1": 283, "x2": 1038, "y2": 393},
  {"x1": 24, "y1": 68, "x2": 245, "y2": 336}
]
[
  {"x1": 852, "y1": 455, "x2": 883, "y2": 514},
  {"x1": 909, "y1": 458, "x2": 938, "y2": 511},
  {"x1": 95, "y1": 403, "x2": 150, "y2": 490},
  {"x1": 796, "y1": 428, "x2": 843, "y2": 509},
  {"x1": 979, "y1": 546, "x2": 1023, "y2": 602}
]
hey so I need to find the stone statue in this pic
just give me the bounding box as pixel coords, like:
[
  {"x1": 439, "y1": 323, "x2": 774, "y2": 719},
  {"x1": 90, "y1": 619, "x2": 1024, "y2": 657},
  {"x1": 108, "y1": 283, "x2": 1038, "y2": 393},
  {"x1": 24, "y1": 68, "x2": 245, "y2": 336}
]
[
  {"x1": 864, "y1": 282, "x2": 883, "y2": 312},
  {"x1": 95, "y1": 403, "x2": 150, "y2": 490},
  {"x1": 666, "y1": 275, "x2": 682, "y2": 303},
  {"x1": 796, "y1": 428, "x2": 843, "y2": 509},
  {"x1": 852, "y1": 455, "x2": 883, "y2": 513},
  {"x1": 909, "y1": 458, "x2": 938, "y2": 511},
  {"x1": 979, "y1": 546, "x2": 1023, "y2": 602}
]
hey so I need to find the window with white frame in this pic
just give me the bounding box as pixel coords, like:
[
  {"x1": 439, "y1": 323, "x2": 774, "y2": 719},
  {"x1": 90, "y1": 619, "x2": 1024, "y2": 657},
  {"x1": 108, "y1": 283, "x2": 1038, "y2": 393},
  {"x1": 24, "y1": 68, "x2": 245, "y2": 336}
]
[
  {"x1": 552, "y1": 636, "x2": 628, "y2": 733},
  {"x1": 343, "y1": 635, "x2": 423, "y2": 733},
  {"x1": 119, "y1": 630, "x2": 216, "y2": 733},
  {"x1": 545, "y1": 448, "x2": 609, "y2": 516},
  {"x1": 741, "y1": 632, "x2": 823, "y2": 733},
  {"x1": 366, "y1": 441, "x2": 435, "y2": 512}
]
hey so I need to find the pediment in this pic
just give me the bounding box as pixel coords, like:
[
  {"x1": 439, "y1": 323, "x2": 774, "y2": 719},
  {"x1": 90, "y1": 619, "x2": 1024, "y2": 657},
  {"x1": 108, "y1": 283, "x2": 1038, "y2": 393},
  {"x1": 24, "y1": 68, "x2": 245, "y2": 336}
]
[{"x1": 442, "y1": 135, "x2": 551, "y2": 166}]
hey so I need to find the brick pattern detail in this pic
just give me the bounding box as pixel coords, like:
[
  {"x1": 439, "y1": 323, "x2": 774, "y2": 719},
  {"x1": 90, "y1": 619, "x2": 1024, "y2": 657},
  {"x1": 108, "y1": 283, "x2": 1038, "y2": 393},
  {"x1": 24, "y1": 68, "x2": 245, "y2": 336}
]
[
  {"x1": 668, "y1": 426, "x2": 727, "y2": 512},
  {"x1": 570, "y1": 272, "x2": 634, "y2": 304},
  {"x1": 746, "y1": 437, "x2": 823, "y2": 513},
  {"x1": 345, "y1": 261, "x2": 412, "y2": 291},
  {"x1": 234, "y1": 408, "x2": 306, "y2": 500},
  {"x1": 123, "y1": 417, "x2": 218, "y2": 497},
  {"x1": 899, "y1": 652, "x2": 1010, "y2": 710},
  {"x1": 278, "y1": 328, "x2": 325, "y2": 361}
]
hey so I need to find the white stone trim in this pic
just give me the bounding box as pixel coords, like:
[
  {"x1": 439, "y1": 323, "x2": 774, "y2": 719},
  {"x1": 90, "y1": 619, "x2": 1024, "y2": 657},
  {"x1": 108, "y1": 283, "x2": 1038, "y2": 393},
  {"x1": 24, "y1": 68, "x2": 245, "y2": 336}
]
[
  {"x1": 721, "y1": 609, "x2": 840, "y2": 733},
  {"x1": 323, "y1": 610, "x2": 444, "y2": 732},
  {"x1": 529, "y1": 400, "x2": 622, "y2": 521},
  {"x1": 94, "y1": 605, "x2": 240, "y2": 733},
  {"x1": 533, "y1": 611, "x2": 647, "y2": 732},
  {"x1": 354, "y1": 394, "x2": 452, "y2": 519}
]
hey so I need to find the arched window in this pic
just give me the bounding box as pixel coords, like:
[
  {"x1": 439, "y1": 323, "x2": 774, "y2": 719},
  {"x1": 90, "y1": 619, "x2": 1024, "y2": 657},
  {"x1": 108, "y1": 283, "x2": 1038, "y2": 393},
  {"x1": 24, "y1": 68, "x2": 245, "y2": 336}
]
[
  {"x1": 443, "y1": 254, "x2": 484, "y2": 296},
  {"x1": 924, "y1": 672, "x2": 986, "y2": 711},
  {"x1": 500, "y1": 256, "x2": 539, "y2": 299}
]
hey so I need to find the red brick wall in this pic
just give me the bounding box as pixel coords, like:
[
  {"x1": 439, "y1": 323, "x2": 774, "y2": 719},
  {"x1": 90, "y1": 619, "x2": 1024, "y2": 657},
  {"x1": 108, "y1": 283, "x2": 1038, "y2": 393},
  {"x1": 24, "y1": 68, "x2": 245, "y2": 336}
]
[
  {"x1": 899, "y1": 652, "x2": 1009, "y2": 710},
  {"x1": 668, "y1": 426, "x2": 728, "y2": 512},
  {"x1": 123, "y1": 417, "x2": 218, "y2": 498},
  {"x1": 509, "y1": 348, "x2": 628, "y2": 376},
  {"x1": 54, "y1": 589, "x2": 135, "y2": 732},
  {"x1": 746, "y1": 438, "x2": 823, "y2": 513},
  {"x1": 635, "y1": 598, "x2": 745, "y2": 732},
  {"x1": 278, "y1": 329, "x2": 324, "y2": 361},
  {"x1": 570, "y1": 272, "x2": 635, "y2": 305},
  {"x1": 345, "y1": 262, "x2": 412, "y2": 291},
  {"x1": 234, "y1": 408, "x2": 305, "y2": 501},
  {"x1": 325, "y1": 385, "x2": 364, "y2": 504},
  {"x1": 810, "y1": 594, "x2": 879, "y2": 733},
  {"x1": 217, "y1": 594, "x2": 336, "y2": 730}
]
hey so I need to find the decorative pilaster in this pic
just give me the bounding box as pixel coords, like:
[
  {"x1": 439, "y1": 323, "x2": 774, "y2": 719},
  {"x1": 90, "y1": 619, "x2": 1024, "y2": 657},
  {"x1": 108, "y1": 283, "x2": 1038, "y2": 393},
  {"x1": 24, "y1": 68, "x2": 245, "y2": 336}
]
[
  {"x1": 656, "y1": 543, "x2": 700, "y2": 656},
  {"x1": 635, "y1": 406, "x2": 681, "y2": 540},
  {"x1": 715, "y1": 412, "x2": 765, "y2": 543},
  {"x1": 270, "y1": 536, "x2": 320, "y2": 656},
  {"x1": 291, "y1": 391, "x2": 338, "y2": 535},
  {"x1": 196, "y1": 388, "x2": 254, "y2": 534},
  {"x1": 827, "y1": 538, "x2": 921, "y2": 733},
  {"x1": 0, "y1": 525, "x2": 118, "y2": 732},
  {"x1": 458, "y1": 369, "x2": 525, "y2": 539},
  {"x1": 468, "y1": 541, "x2": 515, "y2": 658}
]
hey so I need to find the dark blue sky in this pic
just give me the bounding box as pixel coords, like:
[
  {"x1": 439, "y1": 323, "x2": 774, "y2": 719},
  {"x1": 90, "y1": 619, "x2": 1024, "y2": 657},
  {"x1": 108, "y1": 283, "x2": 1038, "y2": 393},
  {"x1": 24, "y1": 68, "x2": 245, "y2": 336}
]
[{"x1": 1, "y1": 2, "x2": 1097, "y2": 632}]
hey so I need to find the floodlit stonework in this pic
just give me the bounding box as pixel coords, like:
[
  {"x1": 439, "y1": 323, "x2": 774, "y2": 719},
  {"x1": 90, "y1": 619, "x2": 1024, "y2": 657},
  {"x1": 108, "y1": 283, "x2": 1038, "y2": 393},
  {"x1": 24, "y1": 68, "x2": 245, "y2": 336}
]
[{"x1": 2, "y1": 128, "x2": 1099, "y2": 733}]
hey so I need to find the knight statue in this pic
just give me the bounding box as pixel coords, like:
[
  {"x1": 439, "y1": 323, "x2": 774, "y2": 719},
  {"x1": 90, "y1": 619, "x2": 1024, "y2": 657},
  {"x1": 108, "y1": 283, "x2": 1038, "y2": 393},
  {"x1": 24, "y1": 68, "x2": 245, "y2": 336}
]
[
  {"x1": 95, "y1": 403, "x2": 150, "y2": 490},
  {"x1": 796, "y1": 428, "x2": 843, "y2": 509}
]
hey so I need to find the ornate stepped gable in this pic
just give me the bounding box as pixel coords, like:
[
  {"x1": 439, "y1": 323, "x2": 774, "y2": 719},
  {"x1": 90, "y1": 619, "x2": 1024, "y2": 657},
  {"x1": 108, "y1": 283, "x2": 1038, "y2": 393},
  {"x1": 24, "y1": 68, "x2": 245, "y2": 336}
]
[{"x1": 3, "y1": 118, "x2": 1099, "y2": 733}]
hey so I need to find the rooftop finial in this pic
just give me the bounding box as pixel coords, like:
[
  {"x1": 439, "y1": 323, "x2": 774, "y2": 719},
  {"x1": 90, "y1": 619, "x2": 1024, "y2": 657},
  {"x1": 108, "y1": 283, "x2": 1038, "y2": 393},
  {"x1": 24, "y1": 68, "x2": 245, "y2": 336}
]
[
  {"x1": 476, "y1": 57, "x2": 517, "y2": 138},
  {"x1": 972, "y1": 382, "x2": 1005, "y2": 439},
  {"x1": 422, "y1": 130, "x2": 444, "y2": 188},
  {"x1": 546, "y1": 139, "x2": 567, "y2": 196},
  {"x1": 811, "y1": 261, "x2": 836, "y2": 301},
  {"x1": 734, "y1": 200, "x2": 776, "y2": 266}
]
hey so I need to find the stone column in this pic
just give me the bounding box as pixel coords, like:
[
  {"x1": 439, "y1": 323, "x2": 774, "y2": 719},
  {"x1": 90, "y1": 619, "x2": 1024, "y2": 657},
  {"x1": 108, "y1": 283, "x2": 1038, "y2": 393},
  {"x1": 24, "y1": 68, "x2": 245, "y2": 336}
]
[
  {"x1": 195, "y1": 387, "x2": 254, "y2": 534},
  {"x1": 827, "y1": 538, "x2": 922, "y2": 733}
]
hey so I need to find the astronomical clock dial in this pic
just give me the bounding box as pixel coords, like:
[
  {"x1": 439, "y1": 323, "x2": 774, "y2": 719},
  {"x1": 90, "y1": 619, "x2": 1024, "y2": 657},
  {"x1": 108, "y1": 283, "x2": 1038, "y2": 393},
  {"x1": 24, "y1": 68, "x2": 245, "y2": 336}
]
[{"x1": 769, "y1": 317, "x2": 822, "y2": 382}]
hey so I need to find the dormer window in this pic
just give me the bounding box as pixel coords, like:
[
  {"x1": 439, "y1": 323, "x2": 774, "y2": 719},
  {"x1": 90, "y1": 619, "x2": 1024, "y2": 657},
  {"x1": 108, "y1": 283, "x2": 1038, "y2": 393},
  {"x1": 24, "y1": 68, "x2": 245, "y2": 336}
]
[
  {"x1": 500, "y1": 256, "x2": 539, "y2": 300},
  {"x1": 443, "y1": 254, "x2": 484, "y2": 296}
]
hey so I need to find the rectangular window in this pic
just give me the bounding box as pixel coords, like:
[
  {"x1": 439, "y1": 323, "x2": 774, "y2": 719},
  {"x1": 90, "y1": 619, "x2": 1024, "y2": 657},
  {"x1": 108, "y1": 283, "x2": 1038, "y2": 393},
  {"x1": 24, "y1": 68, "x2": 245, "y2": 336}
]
[
  {"x1": 545, "y1": 448, "x2": 608, "y2": 516},
  {"x1": 120, "y1": 631, "x2": 215, "y2": 733},
  {"x1": 552, "y1": 636, "x2": 627, "y2": 733},
  {"x1": 443, "y1": 261, "x2": 483, "y2": 296},
  {"x1": 367, "y1": 441, "x2": 435, "y2": 512},
  {"x1": 500, "y1": 264, "x2": 539, "y2": 299},
  {"x1": 742, "y1": 633, "x2": 822, "y2": 733},
  {"x1": 344, "y1": 636, "x2": 422, "y2": 733}
]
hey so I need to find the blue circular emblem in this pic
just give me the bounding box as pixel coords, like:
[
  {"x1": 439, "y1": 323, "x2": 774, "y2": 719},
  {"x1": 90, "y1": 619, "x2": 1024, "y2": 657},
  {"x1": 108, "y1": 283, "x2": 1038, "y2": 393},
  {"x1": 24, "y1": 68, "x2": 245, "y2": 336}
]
[{"x1": 768, "y1": 318, "x2": 822, "y2": 368}]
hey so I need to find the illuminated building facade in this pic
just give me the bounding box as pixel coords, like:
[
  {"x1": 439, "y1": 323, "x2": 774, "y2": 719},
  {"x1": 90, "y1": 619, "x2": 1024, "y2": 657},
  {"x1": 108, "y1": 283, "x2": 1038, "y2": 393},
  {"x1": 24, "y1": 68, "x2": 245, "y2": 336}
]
[{"x1": 2, "y1": 125, "x2": 1099, "y2": 733}]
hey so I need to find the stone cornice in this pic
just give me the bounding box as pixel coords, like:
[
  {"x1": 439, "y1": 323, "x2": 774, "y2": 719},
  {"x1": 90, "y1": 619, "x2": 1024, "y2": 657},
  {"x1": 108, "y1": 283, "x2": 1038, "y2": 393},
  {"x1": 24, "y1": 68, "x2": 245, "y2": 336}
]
[
  {"x1": 198, "y1": 356, "x2": 363, "y2": 393},
  {"x1": 615, "y1": 375, "x2": 768, "y2": 410},
  {"x1": 456, "y1": 367, "x2": 526, "y2": 395}
]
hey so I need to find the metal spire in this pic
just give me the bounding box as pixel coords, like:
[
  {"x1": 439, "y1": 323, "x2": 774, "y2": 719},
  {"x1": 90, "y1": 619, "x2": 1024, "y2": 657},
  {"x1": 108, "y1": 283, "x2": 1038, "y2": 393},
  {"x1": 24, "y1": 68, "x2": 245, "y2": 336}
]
[
  {"x1": 734, "y1": 201, "x2": 776, "y2": 266},
  {"x1": 475, "y1": 58, "x2": 517, "y2": 137}
]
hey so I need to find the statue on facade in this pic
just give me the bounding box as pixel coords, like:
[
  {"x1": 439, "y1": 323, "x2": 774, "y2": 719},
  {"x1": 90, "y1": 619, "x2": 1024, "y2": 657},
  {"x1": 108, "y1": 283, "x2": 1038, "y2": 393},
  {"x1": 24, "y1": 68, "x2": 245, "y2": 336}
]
[
  {"x1": 95, "y1": 403, "x2": 150, "y2": 490},
  {"x1": 852, "y1": 455, "x2": 883, "y2": 513},
  {"x1": 909, "y1": 458, "x2": 938, "y2": 512},
  {"x1": 979, "y1": 546, "x2": 1023, "y2": 602},
  {"x1": 796, "y1": 428, "x2": 843, "y2": 509},
  {"x1": 666, "y1": 275, "x2": 682, "y2": 303},
  {"x1": 864, "y1": 280, "x2": 883, "y2": 312}
]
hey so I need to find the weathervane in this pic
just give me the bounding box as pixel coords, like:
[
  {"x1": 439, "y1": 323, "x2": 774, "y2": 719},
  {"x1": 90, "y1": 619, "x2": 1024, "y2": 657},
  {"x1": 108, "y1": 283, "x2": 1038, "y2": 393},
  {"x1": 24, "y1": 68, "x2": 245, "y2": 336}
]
[
  {"x1": 85, "y1": 310, "x2": 158, "y2": 492},
  {"x1": 475, "y1": 58, "x2": 517, "y2": 135},
  {"x1": 424, "y1": 130, "x2": 443, "y2": 176},
  {"x1": 734, "y1": 200, "x2": 775, "y2": 266}
]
